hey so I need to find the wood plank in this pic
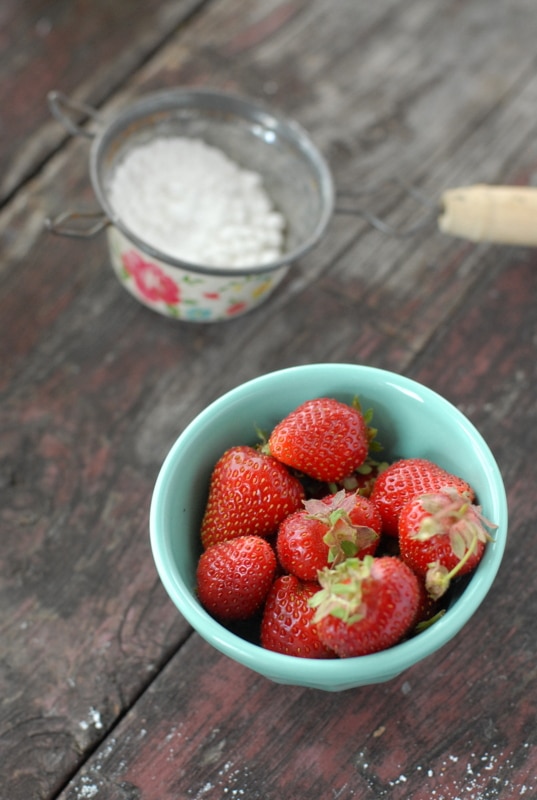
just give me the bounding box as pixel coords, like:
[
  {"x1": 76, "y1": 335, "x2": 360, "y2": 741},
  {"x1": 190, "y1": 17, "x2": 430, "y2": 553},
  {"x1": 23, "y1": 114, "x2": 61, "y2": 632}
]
[
  {"x1": 2, "y1": 0, "x2": 537, "y2": 797},
  {"x1": 54, "y1": 207, "x2": 537, "y2": 800},
  {"x1": 0, "y1": 0, "x2": 209, "y2": 203}
]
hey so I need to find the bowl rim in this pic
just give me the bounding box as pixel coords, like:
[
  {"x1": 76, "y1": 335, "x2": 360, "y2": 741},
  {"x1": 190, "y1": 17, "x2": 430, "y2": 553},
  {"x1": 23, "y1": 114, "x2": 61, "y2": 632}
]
[
  {"x1": 150, "y1": 364, "x2": 508, "y2": 687},
  {"x1": 89, "y1": 87, "x2": 335, "y2": 277}
]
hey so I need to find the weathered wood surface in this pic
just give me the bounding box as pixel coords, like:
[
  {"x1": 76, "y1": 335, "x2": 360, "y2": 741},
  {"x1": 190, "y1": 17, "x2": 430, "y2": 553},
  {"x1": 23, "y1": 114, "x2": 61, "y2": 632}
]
[
  {"x1": 0, "y1": 0, "x2": 208, "y2": 204},
  {"x1": 1, "y1": 0, "x2": 536, "y2": 798}
]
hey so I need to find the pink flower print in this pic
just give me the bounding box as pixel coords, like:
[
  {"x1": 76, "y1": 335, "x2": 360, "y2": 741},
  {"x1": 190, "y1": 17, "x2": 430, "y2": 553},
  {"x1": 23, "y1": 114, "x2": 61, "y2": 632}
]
[
  {"x1": 226, "y1": 301, "x2": 247, "y2": 316},
  {"x1": 122, "y1": 250, "x2": 180, "y2": 305}
]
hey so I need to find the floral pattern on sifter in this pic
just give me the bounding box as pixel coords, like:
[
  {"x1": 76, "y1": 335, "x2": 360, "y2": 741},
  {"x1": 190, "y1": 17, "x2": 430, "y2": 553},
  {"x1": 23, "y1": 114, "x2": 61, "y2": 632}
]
[
  {"x1": 122, "y1": 251, "x2": 180, "y2": 306},
  {"x1": 107, "y1": 227, "x2": 287, "y2": 322}
]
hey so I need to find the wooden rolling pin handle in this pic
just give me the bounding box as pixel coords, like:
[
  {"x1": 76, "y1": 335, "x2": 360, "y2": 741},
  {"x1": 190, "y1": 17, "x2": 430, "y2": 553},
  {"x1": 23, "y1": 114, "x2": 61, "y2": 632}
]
[{"x1": 438, "y1": 184, "x2": 537, "y2": 246}]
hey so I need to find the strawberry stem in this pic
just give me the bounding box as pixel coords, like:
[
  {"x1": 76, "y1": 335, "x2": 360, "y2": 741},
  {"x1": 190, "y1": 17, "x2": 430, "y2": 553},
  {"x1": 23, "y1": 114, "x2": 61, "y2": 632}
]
[
  {"x1": 425, "y1": 531, "x2": 479, "y2": 599},
  {"x1": 309, "y1": 556, "x2": 374, "y2": 624},
  {"x1": 304, "y1": 491, "x2": 378, "y2": 567},
  {"x1": 415, "y1": 609, "x2": 446, "y2": 633}
]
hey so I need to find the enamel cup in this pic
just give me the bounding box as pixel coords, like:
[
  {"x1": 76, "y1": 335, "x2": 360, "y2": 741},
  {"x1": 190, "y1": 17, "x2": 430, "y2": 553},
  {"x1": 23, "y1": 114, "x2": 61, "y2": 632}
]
[{"x1": 46, "y1": 88, "x2": 334, "y2": 323}]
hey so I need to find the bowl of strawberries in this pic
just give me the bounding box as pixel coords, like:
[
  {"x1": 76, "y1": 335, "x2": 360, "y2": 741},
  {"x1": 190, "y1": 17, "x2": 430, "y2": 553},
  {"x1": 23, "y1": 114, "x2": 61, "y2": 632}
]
[{"x1": 150, "y1": 363, "x2": 508, "y2": 691}]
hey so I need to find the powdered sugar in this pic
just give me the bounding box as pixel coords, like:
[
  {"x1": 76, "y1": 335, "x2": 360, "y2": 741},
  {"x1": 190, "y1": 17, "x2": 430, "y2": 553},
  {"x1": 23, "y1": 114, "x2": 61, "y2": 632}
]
[
  {"x1": 108, "y1": 137, "x2": 286, "y2": 268},
  {"x1": 78, "y1": 707, "x2": 103, "y2": 731}
]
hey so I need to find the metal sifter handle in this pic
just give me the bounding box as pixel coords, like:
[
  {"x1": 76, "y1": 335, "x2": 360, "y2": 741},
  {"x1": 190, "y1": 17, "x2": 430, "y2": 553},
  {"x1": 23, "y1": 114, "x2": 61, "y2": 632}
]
[
  {"x1": 45, "y1": 210, "x2": 109, "y2": 238},
  {"x1": 47, "y1": 90, "x2": 102, "y2": 139},
  {"x1": 45, "y1": 92, "x2": 109, "y2": 237}
]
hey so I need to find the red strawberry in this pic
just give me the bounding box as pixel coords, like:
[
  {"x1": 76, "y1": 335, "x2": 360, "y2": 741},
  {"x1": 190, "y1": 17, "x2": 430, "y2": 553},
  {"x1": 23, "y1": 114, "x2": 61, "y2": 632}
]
[
  {"x1": 200, "y1": 445, "x2": 305, "y2": 549},
  {"x1": 276, "y1": 489, "x2": 381, "y2": 581},
  {"x1": 398, "y1": 488, "x2": 496, "y2": 599},
  {"x1": 261, "y1": 575, "x2": 334, "y2": 658},
  {"x1": 413, "y1": 576, "x2": 443, "y2": 630},
  {"x1": 370, "y1": 457, "x2": 474, "y2": 537},
  {"x1": 268, "y1": 397, "x2": 369, "y2": 483},
  {"x1": 310, "y1": 556, "x2": 420, "y2": 657},
  {"x1": 196, "y1": 535, "x2": 277, "y2": 621}
]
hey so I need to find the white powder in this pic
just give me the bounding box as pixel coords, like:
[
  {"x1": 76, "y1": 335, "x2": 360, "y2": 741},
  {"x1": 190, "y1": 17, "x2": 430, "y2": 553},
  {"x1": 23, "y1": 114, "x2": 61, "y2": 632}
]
[{"x1": 108, "y1": 137, "x2": 286, "y2": 268}]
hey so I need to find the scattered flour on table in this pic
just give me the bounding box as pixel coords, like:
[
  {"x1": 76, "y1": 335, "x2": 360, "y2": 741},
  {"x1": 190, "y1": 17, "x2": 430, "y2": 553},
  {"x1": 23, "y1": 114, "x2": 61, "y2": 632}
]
[
  {"x1": 385, "y1": 743, "x2": 535, "y2": 799},
  {"x1": 108, "y1": 137, "x2": 286, "y2": 268},
  {"x1": 79, "y1": 706, "x2": 103, "y2": 730},
  {"x1": 76, "y1": 778, "x2": 99, "y2": 799}
]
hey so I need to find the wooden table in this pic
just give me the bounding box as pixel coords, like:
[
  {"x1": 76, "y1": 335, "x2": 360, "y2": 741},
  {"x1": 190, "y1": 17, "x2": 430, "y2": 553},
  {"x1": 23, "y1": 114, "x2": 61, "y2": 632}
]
[{"x1": 2, "y1": 1, "x2": 536, "y2": 798}]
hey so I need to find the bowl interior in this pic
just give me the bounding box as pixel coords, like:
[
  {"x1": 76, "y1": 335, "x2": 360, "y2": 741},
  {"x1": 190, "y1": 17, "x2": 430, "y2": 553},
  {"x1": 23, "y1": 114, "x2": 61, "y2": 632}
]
[
  {"x1": 150, "y1": 364, "x2": 508, "y2": 690},
  {"x1": 90, "y1": 89, "x2": 334, "y2": 274}
]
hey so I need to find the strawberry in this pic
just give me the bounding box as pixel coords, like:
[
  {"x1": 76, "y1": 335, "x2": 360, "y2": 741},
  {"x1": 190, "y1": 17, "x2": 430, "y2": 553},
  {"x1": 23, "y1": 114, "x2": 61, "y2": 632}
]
[
  {"x1": 370, "y1": 457, "x2": 474, "y2": 537},
  {"x1": 276, "y1": 489, "x2": 381, "y2": 581},
  {"x1": 200, "y1": 445, "x2": 305, "y2": 549},
  {"x1": 413, "y1": 576, "x2": 443, "y2": 630},
  {"x1": 398, "y1": 488, "x2": 496, "y2": 599},
  {"x1": 310, "y1": 556, "x2": 420, "y2": 657},
  {"x1": 196, "y1": 535, "x2": 277, "y2": 621},
  {"x1": 268, "y1": 397, "x2": 370, "y2": 483},
  {"x1": 261, "y1": 574, "x2": 334, "y2": 658}
]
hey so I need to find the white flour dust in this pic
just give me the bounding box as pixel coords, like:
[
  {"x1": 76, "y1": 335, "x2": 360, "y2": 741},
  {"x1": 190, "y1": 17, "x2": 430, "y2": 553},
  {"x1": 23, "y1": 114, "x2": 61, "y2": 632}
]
[{"x1": 108, "y1": 137, "x2": 286, "y2": 268}]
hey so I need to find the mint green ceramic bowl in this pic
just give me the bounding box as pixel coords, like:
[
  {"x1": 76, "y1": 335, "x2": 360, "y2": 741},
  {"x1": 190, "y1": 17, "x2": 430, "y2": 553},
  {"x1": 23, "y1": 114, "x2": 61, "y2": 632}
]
[{"x1": 150, "y1": 364, "x2": 508, "y2": 691}]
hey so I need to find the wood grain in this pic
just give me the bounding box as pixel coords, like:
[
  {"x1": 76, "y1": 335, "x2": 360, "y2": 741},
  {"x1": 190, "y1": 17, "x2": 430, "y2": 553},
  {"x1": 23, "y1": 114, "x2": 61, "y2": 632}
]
[
  {"x1": 0, "y1": 0, "x2": 208, "y2": 203},
  {"x1": 1, "y1": 0, "x2": 536, "y2": 797}
]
